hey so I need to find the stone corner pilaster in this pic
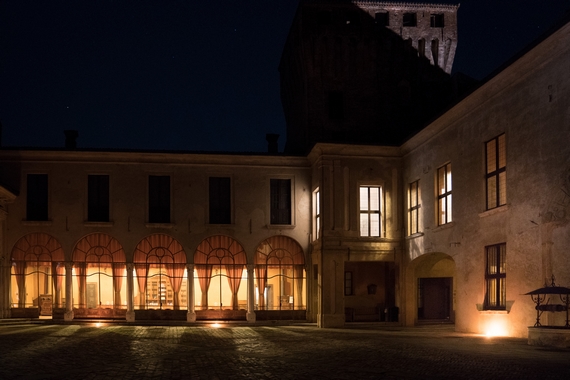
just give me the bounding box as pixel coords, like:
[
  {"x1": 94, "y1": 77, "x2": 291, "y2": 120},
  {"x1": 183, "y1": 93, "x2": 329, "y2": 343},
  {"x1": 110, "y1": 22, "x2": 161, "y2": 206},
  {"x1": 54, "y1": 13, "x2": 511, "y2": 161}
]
[
  {"x1": 64, "y1": 310, "x2": 74, "y2": 321},
  {"x1": 187, "y1": 312, "x2": 196, "y2": 322}
]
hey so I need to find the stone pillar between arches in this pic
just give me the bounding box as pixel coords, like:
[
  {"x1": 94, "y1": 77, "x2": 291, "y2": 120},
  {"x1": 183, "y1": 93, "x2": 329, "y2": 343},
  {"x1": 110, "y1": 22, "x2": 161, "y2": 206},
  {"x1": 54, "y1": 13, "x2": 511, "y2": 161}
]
[
  {"x1": 64, "y1": 262, "x2": 74, "y2": 321},
  {"x1": 187, "y1": 264, "x2": 196, "y2": 322},
  {"x1": 126, "y1": 263, "x2": 135, "y2": 322},
  {"x1": 246, "y1": 264, "x2": 256, "y2": 323}
]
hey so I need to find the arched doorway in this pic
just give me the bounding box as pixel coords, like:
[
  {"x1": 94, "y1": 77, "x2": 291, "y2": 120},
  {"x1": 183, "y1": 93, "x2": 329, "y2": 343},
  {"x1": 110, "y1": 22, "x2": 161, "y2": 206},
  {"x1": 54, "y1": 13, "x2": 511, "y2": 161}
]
[
  {"x1": 10, "y1": 233, "x2": 65, "y2": 318},
  {"x1": 407, "y1": 252, "x2": 456, "y2": 324}
]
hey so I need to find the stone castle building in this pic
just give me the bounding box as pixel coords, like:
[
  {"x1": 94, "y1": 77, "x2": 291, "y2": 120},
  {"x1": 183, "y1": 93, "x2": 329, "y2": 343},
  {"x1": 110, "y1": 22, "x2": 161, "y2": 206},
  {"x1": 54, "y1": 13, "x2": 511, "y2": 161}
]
[{"x1": 1, "y1": 1, "x2": 569, "y2": 339}]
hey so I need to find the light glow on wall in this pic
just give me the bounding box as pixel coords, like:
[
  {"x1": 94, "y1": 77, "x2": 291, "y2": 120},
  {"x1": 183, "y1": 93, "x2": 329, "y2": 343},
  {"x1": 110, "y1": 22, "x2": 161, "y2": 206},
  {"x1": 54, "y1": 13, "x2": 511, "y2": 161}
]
[{"x1": 483, "y1": 316, "x2": 509, "y2": 337}]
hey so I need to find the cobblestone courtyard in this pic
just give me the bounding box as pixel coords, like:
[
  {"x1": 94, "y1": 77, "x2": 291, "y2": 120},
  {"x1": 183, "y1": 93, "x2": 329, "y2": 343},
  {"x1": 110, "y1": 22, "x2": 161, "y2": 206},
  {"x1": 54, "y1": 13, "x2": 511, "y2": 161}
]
[{"x1": 0, "y1": 322, "x2": 569, "y2": 379}]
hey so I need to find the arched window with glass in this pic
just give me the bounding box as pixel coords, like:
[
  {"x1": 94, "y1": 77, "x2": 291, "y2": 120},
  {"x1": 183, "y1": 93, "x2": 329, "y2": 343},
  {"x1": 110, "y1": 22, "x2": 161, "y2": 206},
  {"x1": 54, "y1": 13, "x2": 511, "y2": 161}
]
[
  {"x1": 255, "y1": 236, "x2": 305, "y2": 310},
  {"x1": 133, "y1": 234, "x2": 187, "y2": 310},
  {"x1": 194, "y1": 235, "x2": 247, "y2": 311},
  {"x1": 72, "y1": 233, "x2": 126, "y2": 313},
  {"x1": 10, "y1": 233, "x2": 65, "y2": 314}
]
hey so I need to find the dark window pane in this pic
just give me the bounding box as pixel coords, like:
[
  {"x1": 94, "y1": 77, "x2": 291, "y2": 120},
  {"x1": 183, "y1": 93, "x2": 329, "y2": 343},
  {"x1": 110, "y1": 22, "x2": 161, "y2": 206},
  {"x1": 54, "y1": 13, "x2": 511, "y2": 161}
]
[
  {"x1": 403, "y1": 13, "x2": 417, "y2": 27},
  {"x1": 88, "y1": 175, "x2": 109, "y2": 222},
  {"x1": 375, "y1": 12, "x2": 389, "y2": 26},
  {"x1": 26, "y1": 174, "x2": 48, "y2": 221},
  {"x1": 270, "y1": 179, "x2": 291, "y2": 225},
  {"x1": 209, "y1": 177, "x2": 231, "y2": 224},
  {"x1": 149, "y1": 175, "x2": 170, "y2": 223},
  {"x1": 430, "y1": 14, "x2": 444, "y2": 28}
]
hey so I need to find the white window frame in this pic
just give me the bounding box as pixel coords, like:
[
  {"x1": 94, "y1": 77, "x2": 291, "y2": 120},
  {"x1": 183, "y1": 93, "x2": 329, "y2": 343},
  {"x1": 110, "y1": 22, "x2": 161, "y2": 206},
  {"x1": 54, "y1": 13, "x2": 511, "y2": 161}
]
[{"x1": 359, "y1": 185, "x2": 383, "y2": 237}]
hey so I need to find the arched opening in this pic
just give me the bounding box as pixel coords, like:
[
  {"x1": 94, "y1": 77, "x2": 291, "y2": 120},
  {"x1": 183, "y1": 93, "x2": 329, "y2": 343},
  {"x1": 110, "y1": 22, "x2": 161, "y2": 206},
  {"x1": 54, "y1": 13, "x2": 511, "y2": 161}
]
[
  {"x1": 10, "y1": 233, "x2": 65, "y2": 318},
  {"x1": 407, "y1": 252, "x2": 456, "y2": 325},
  {"x1": 133, "y1": 234, "x2": 187, "y2": 310},
  {"x1": 72, "y1": 233, "x2": 126, "y2": 318},
  {"x1": 255, "y1": 236, "x2": 305, "y2": 311},
  {"x1": 194, "y1": 235, "x2": 247, "y2": 311}
]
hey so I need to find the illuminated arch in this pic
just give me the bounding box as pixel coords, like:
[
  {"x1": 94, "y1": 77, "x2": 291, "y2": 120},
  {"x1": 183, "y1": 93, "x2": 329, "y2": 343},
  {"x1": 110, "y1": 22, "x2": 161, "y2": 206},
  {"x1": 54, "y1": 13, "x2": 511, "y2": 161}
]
[
  {"x1": 72, "y1": 233, "x2": 126, "y2": 309},
  {"x1": 133, "y1": 234, "x2": 187, "y2": 310},
  {"x1": 255, "y1": 236, "x2": 305, "y2": 310},
  {"x1": 194, "y1": 235, "x2": 247, "y2": 310},
  {"x1": 11, "y1": 233, "x2": 64, "y2": 262},
  {"x1": 72, "y1": 233, "x2": 125, "y2": 263},
  {"x1": 10, "y1": 233, "x2": 65, "y2": 309}
]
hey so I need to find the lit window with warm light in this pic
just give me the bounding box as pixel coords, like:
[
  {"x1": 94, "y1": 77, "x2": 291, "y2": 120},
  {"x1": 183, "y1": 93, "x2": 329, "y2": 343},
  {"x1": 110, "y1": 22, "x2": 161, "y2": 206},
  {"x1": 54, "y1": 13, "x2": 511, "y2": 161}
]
[
  {"x1": 484, "y1": 243, "x2": 506, "y2": 310},
  {"x1": 485, "y1": 134, "x2": 506, "y2": 210},
  {"x1": 314, "y1": 189, "x2": 321, "y2": 240},
  {"x1": 437, "y1": 163, "x2": 452, "y2": 225},
  {"x1": 408, "y1": 180, "x2": 420, "y2": 235},
  {"x1": 360, "y1": 186, "x2": 382, "y2": 237}
]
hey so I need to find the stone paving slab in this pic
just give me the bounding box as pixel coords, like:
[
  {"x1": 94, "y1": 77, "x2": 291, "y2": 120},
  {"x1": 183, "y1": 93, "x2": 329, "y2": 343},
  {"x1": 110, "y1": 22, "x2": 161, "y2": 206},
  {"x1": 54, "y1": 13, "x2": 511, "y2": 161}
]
[{"x1": 0, "y1": 322, "x2": 569, "y2": 379}]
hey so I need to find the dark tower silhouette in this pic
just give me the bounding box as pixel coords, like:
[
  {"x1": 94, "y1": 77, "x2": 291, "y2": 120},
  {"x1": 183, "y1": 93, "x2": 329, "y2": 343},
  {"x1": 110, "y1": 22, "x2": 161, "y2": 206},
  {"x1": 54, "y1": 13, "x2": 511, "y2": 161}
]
[{"x1": 280, "y1": 1, "x2": 459, "y2": 154}]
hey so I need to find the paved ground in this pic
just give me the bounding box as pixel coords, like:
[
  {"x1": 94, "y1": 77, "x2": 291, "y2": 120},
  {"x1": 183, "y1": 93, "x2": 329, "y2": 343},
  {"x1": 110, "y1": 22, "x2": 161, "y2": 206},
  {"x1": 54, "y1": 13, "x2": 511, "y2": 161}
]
[{"x1": 0, "y1": 321, "x2": 569, "y2": 379}]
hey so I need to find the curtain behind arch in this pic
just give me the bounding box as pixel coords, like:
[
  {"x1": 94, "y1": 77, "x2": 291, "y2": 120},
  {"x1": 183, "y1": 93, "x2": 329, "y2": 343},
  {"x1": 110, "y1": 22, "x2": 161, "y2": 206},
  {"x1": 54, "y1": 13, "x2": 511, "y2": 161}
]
[
  {"x1": 134, "y1": 234, "x2": 186, "y2": 310},
  {"x1": 195, "y1": 236, "x2": 247, "y2": 310},
  {"x1": 11, "y1": 233, "x2": 65, "y2": 309},
  {"x1": 72, "y1": 233, "x2": 126, "y2": 308},
  {"x1": 255, "y1": 236, "x2": 305, "y2": 310}
]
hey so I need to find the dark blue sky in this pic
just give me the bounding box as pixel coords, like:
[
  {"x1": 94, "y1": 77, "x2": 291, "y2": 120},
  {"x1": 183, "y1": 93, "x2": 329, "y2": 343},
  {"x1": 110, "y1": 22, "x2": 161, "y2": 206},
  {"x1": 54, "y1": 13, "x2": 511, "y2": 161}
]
[{"x1": 1, "y1": 1, "x2": 569, "y2": 153}]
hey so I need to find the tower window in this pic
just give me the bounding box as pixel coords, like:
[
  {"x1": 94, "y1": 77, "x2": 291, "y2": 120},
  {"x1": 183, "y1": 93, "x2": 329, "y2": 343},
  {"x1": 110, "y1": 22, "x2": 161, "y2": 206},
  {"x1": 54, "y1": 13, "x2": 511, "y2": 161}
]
[
  {"x1": 375, "y1": 12, "x2": 389, "y2": 26},
  {"x1": 430, "y1": 14, "x2": 444, "y2": 28},
  {"x1": 403, "y1": 13, "x2": 417, "y2": 27}
]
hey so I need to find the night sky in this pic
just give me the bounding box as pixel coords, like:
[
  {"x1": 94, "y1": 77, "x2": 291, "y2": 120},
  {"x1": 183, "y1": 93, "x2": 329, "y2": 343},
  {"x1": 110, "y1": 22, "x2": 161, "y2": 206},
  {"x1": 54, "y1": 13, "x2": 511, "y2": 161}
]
[{"x1": 1, "y1": 1, "x2": 569, "y2": 153}]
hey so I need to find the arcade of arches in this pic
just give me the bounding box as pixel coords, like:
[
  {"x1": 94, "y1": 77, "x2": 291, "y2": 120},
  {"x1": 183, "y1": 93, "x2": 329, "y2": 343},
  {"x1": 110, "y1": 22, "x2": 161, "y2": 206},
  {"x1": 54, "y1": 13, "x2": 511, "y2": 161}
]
[{"x1": 9, "y1": 232, "x2": 306, "y2": 320}]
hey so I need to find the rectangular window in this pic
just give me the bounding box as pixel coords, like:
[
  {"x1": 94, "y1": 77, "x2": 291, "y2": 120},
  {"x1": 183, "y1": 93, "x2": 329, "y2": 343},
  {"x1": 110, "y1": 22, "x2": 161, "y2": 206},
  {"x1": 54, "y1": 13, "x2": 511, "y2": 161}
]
[
  {"x1": 360, "y1": 186, "x2": 382, "y2": 237},
  {"x1": 485, "y1": 134, "x2": 507, "y2": 210},
  {"x1": 430, "y1": 14, "x2": 444, "y2": 28},
  {"x1": 209, "y1": 177, "x2": 231, "y2": 224},
  {"x1": 270, "y1": 179, "x2": 291, "y2": 225},
  {"x1": 403, "y1": 13, "x2": 417, "y2": 27},
  {"x1": 484, "y1": 243, "x2": 506, "y2": 310},
  {"x1": 408, "y1": 180, "x2": 420, "y2": 235},
  {"x1": 437, "y1": 163, "x2": 452, "y2": 225},
  {"x1": 26, "y1": 174, "x2": 48, "y2": 221},
  {"x1": 344, "y1": 271, "x2": 353, "y2": 296},
  {"x1": 88, "y1": 175, "x2": 109, "y2": 222},
  {"x1": 148, "y1": 175, "x2": 170, "y2": 223},
  {"x1": 375, "y1": 12, "x2": 389, "y2": 26},
  {"x1": 314, "y1": 189, "x2": 321, "y2": 240}
]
